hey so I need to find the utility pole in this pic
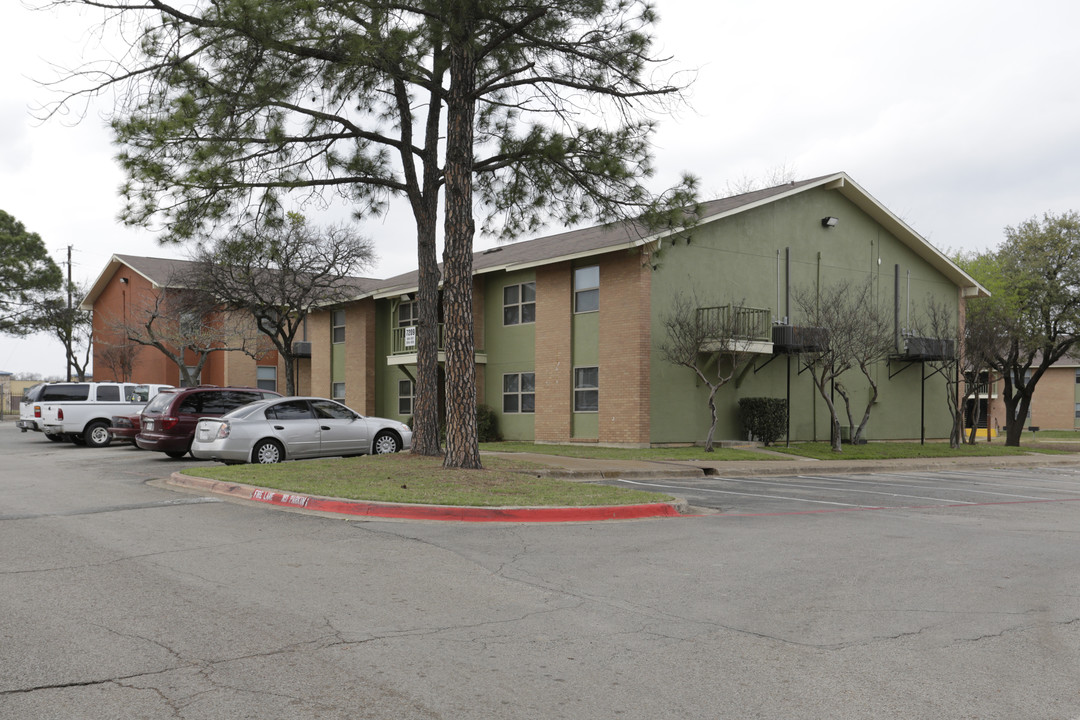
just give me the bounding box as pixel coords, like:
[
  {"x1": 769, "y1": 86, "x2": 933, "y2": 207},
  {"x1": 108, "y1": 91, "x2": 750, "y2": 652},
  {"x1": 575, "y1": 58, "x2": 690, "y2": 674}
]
[{"x1": 66, "y1": 245, "x2": 73, "y2": 382}]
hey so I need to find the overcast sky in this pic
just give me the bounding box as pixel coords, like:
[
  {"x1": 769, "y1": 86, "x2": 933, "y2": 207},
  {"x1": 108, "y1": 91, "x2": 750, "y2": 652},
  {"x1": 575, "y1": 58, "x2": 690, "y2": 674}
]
[{"x1": 3, "y1": 1, "x2": 1080, "y2": 377}]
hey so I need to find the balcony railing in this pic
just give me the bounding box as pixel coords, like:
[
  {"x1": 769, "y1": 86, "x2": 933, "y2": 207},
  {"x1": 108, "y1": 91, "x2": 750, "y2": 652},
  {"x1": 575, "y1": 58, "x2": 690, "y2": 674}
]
[
  {"x1": 391, "y1": 324, "x2": 445, "y2": 355},
  {"x1": 696, "y1": 305, "x2": 773, "y2": 345}
]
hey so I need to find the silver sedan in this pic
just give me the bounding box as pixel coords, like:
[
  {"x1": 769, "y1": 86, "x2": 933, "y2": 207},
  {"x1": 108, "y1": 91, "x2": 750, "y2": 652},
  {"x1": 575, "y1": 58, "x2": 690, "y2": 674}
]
[{"x1": 191, "y1": 397, "x2": 412, "y2": 464}]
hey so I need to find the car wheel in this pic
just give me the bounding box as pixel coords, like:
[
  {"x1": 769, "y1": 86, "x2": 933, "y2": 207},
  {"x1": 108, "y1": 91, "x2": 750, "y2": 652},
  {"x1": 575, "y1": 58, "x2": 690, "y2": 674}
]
[
  {"x1": 165, "y1": 449, "x2": 188, "y2": 459},
  {"x1": 84, "y1": 421, "x2": 112, "y2": 448},
  {"x1": 44, "y1": 433, "x2": 64, "y2": 443},
  {"x1": 253, "y1": 439, "x2": 285, "y2": 464},
  {"x1": 372, "y1": 431, "x2": 401, "y2": 454}
]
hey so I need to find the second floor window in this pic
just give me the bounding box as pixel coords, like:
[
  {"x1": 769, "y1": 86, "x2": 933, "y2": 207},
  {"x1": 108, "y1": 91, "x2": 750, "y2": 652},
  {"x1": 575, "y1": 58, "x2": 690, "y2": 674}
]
[
  {"x1": 574, "y1": 265, "x2": 599, "y2": 313},
  {"x1": 331, "y1": 310, "x2": 345, "y2": 344},
  {"x1": 503, "y1": 282, "x2": 536, "y2": 325},
  {"x1": 398, "y1": 301, "x2": 418, "y2": 327}
]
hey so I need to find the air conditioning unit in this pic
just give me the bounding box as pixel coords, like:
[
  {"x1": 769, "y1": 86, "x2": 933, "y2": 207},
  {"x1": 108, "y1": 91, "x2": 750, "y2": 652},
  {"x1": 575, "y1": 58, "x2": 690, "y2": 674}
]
[{"x1": 292, "y1": 341, "x2": 312, "y2": 357}]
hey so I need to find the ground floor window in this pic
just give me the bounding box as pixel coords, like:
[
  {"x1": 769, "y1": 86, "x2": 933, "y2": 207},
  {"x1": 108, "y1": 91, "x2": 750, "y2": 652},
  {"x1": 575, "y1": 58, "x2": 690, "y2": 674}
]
[
  {"x1": 503, "y1": 372, "x2": 535, "y2": 413},
  {"x1": 399, "y1": 379, "x2": 415, "y2": 415},
  {"x1": 181, "y1": 367, "x2": 202, "y2": 388},
  {"x1": 332, "y1": 381, "x2": 345, "y2": 400},
  {"x1": 256, "y1": 366, "x2": 277, "y2": 392},
  {"x1": 574, "y1": 366, "x2": 598, "y2": 412}
]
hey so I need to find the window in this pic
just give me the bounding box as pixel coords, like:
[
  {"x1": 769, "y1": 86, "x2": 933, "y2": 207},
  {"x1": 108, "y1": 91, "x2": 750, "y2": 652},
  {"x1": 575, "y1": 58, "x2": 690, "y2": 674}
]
[
  {"x1": 574, "y1": 265, "x2": 599, "y2": 313},
  {"x1": 41, "y1": 385, "x2": 90, "y2": 402},
  {"x1": 398, "y1": 301, "x2": 418, "y2": 327},
  {"x1": 503, "y1": 282, "x2": 536, "y2": 325},
  {"x1": 181, "y1": 367, "x2": 201, "y2": 387},
  {"x1": 331, "y1": 310, "x2": 345, "y2": 344},
  {"x1": 256, "y1": 366, "x2": 277, "y2": 392},
  {"x1": 1075, "y1": 369, "x2": 1080, "y2": 384},
  {"x1": 574, "y1": 367, "x2": 599, "y2": 412},
  {"x1": 1075, "y1": 403, "x2": 1080, "y2": 419},
  {"x1": 398, "y1": 379, "x2": 415, "y2": 415},
  {"x1": 503, "y1": 372, "x2": 535, "y2": 413},
  {"x1": 312, "y1": 399, "x2": 356, "y2": 420},
  {"x1": 331, "y1": 382, "x2": 346, "y2": 400},
  {"x1": 97, "y1": 386, "x2": 120, "y2": 402},
  {"x1": 266, "y1": 400, "x2": 315, "y2": 420}
]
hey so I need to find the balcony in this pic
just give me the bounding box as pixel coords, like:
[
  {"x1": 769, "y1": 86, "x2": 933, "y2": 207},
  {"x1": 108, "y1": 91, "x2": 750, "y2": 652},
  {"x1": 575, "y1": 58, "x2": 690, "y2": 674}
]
[
  {"x1": 771, "y1": 324, "x2": 828, "y2": 354},
  {"x1": 696, "y1": 305, "x2": 773, "y2": 355},
  {"x1": 389, "y1": 324, "x2": 486, "y2": 366},
  {"x1": 899, "y1": 336, "x2": 955, "y2": 361}
]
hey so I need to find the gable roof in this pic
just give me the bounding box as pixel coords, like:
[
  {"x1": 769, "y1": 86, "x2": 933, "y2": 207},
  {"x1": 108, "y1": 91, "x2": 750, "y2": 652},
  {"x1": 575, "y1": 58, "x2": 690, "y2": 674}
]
[
  {"x1": 81, "y1": 253, "x2": 382, "y2": 309},
  {"x1": 370, "y1": 172, "x2": 988, "y2": 299}
]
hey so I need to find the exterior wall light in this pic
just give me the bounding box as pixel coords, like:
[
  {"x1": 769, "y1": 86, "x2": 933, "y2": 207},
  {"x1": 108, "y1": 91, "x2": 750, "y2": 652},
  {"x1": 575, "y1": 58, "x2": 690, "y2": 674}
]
[
  {"x1": 119, "y1": 277, "x2": 129, "y2": 284},
  {"x1": 821, "y1": 216, "x2": 839, "y2": 228}
]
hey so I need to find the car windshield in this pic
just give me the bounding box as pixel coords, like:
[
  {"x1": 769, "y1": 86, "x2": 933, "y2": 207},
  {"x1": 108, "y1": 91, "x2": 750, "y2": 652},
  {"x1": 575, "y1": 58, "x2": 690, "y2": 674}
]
[{"x1": 22, "y1": 385, "x2": 43, "y2": 403}]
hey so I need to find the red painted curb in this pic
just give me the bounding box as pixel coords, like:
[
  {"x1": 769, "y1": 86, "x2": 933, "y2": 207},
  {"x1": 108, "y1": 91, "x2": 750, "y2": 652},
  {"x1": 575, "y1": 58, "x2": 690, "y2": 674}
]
[{"x1": 170, "y1": 473, "x2": 682, "y2": 522}]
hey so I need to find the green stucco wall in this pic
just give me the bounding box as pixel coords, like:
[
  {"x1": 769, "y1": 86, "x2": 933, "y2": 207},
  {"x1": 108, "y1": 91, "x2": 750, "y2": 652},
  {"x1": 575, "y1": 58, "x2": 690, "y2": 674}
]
[
  {"x1": 483, "y1": 270, "x2": 537, "y2": 440},
  {"x1": 649, "y1": 186, "x2": 960, "y2": 444}
]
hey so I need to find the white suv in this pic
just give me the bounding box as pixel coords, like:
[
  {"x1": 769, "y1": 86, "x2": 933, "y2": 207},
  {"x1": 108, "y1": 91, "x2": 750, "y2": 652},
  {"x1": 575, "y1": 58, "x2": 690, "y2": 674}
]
[{"x1": 38, "y1": 382, "x2": 174, "y2": 448}]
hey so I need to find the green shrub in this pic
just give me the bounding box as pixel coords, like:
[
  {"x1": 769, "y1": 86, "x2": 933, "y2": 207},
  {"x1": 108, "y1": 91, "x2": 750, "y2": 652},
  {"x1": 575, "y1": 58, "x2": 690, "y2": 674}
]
[
  {"x1": 476, "y1": 404, "x2": 500, "y2": 442},
  {"x1": 738, "y1": 397, "x2": 788, "y2": 446}
]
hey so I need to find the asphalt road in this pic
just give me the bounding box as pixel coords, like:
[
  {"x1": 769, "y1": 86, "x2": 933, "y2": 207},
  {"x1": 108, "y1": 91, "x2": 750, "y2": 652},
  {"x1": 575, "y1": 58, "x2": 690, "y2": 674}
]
[{"x1": 2, "y1": 426, "x2": 1080, "y2": 719}]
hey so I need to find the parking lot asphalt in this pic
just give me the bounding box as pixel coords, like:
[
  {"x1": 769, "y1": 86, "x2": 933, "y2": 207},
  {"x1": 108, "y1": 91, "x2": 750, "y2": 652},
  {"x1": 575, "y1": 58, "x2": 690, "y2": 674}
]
[{"x1": 167, "y1": 449, "x2": 1080, "y2": 522}]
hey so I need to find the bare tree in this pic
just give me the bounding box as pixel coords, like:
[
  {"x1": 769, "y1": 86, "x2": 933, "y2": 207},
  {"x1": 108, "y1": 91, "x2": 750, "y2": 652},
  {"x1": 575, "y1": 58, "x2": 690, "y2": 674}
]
[
  {"x1": 719, "y1": 164, "x2": 799, "y2": 199},
  {"x1": 97, "y1": 342, "x2": 138, "y2": 383},
  {"x1": 913, "y1": 296, "x2": 964, "y2": 448},
  {"x1": 831, "y1": 282, "x2": 894, "y2": 445},
  {"x1": 658, "y1": 292, "x2": 762, "y2": 451},
  {"x1": 186, "y1": 215, "x2": 376, "y2": 395},
  {"x1": 794, "y1": 280, "x2": 887, "y2": 452},
  {"x1": 111, "y1": 283, "x2": 262, "y2": 387}
]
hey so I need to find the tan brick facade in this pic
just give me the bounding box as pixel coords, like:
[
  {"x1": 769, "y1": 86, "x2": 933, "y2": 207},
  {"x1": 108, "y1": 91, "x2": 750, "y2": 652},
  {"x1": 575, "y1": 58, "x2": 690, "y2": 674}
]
[
  {"x1": 344, "y1": 299, "x2": 377, "y2": 415},
  {"x1": 308, "y1": 309, "x2": 332, "y2": 399},
  {"x1": 534, "y1": 262, "x2": 572, "y2": 442},
  {"x1": 597, "y1": 250, "x2": 651, "y2": 445}
]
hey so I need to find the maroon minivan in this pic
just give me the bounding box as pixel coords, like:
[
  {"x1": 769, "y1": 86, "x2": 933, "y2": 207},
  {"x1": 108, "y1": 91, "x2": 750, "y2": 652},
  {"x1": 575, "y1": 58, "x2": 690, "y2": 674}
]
[{"x1": 136, "y1": 386, "x2": 281, "y2": 458}]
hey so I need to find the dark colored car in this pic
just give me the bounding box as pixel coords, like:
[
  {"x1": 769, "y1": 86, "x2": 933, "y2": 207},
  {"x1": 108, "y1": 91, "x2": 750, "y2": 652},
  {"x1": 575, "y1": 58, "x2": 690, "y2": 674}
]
[
  {"x1": 108, "y1": 414, "x2": 141, "y2": 445},
  {"x1": 136, "y1": 386, "x2": 281, "y2": 458}
]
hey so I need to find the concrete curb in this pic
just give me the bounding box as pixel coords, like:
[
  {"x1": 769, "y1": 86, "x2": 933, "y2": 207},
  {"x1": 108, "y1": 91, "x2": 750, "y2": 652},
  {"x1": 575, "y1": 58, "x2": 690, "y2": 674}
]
[{"x1": 167, "y1": 472, "x2": 688, "y2": 523}]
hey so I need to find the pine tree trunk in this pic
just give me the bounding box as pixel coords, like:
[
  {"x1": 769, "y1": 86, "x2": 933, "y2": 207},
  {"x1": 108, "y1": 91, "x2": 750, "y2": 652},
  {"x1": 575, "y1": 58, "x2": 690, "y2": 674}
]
[
  {"x1": 411, "y1": 206, "x2": 443, "y2": 457},
  {"x1": 441, "y1": 13, "x2": 481, "y2": 470}
]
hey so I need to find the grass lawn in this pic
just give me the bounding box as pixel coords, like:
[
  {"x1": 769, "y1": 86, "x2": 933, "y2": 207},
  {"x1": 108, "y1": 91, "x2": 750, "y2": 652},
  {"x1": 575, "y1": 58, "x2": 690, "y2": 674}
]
[
  {"x1": 769, "y1": 441, "x2": 1066, "y2": 461},
  {"x1": 479, "y1": 441, "x2": 774, "y2": 461},
  {"x1": 182, "y1": 453, "x2": 673, "y2": 507}
]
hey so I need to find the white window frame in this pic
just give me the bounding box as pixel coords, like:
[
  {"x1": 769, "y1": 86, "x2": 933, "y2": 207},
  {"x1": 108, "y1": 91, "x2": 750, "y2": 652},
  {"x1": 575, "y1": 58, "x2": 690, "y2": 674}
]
[
  {"x1": 503, "y1": 282, "x2": 536, "y2": 326},
  {"x1": 331, "y1": 310, "x2": 345, "y2": 344},
  {"x1": 573, "y1": 366, "x2": 599, "y2": 412},
  {"x1": 331, "y1": 381, "x2": 345, "y2": 400},
  {"x1": 502, "y1": 372, "x2": 535, "y2": 414},
  {"x1": 398, "y1": 379, "x2": 415, "y2": 416},
  {"x1": 256, "y1": 365, "x2": 277, "y2": 392},
  {"x1": 574, "y1": 265, "x2": 599, "y2": 314}
]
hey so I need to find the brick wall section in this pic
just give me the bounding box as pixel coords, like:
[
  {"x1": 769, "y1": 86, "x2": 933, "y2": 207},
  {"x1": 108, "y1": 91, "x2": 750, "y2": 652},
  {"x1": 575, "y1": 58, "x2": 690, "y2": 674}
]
[
  {"x1": 92, "y1": 271, "x2": 172, "y2": 383},
  {"x1": 534, "y1": 262, "x2": 572, "y2": 442},
  {"x1": 1031, "y1": 367, "x2": 1077, "y2": 429},
  {"x1": 597, "y1": 250, "x2": 651, "y2": 445},
  {"x1": 308, "y1": 309, "x2": 331, "y2": 398},
  {"x1": 345, "y1": 299, "x2": 376, "y2": 415}
]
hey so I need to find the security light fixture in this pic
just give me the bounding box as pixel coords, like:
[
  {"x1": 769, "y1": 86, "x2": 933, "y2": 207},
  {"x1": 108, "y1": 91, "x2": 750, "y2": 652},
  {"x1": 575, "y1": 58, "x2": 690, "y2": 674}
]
[
  {"x1": 821, "y1": 216, "x2": 839, "y2": 228},
  {"x1": 119, "y1": 277, "x2": 129, "y2": 284}
]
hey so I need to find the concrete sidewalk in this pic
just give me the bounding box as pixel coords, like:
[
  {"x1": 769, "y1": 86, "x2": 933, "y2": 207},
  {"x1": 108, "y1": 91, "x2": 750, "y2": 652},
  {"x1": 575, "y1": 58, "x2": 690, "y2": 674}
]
[{"x1": 485, "y1": 449, "x2": 1080, "y2": 480}]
